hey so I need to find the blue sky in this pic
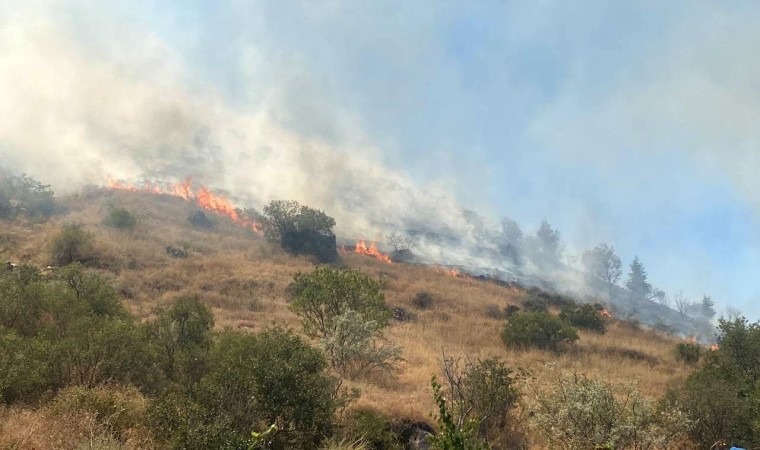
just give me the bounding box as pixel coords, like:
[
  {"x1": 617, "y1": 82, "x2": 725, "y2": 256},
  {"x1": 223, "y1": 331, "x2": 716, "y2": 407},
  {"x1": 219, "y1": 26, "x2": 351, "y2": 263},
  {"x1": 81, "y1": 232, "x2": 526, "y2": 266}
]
[{"x1": 3, "y1": 1, "x2": 760, "y2": 317}]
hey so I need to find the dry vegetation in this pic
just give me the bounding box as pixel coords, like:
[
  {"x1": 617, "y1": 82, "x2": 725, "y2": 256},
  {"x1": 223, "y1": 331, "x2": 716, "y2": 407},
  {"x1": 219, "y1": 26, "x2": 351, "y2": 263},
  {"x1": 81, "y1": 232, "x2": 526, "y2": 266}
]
[{"x1": 0, "y1": 189, "x2": 695, "y2": 448}]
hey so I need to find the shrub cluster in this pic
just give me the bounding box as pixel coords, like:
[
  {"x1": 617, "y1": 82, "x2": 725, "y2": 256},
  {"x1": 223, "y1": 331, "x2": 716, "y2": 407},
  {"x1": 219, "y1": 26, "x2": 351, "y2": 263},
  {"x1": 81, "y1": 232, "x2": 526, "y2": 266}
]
[
  {"x1": 559, "y1": 302, "x2": 607, "y2": 333},
  {"x1": 666, "y1": 317, "x2": 760, "y2": 448},
  {"x1": 674, "y1": 342, "x2": 702, "y2": 365},
  {"x1": 288, "y1": 266, "x2": 401, "y2": 378},
  {"x1": 102, "y1": 205, "x2": 137, "y2": 229},
  {"x1": 0, "y1": 266, "x2": 344, "y2": 449},
  {"x1": 501, "y1": 312, "x2": 579, "y2": 352},
  {"x1": 532, "y1": 368, "x2": 691, "y2": 449},
  {"x1": 0, "y1": 174, "x2": 56, "y2": 220}
]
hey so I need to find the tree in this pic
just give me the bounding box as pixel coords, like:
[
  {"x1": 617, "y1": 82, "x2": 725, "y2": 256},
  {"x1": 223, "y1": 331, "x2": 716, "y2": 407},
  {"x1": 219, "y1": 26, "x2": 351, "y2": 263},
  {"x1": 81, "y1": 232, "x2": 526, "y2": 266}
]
[
  {"x1": 526, "y1": 220, "x2": 561, "y2": 268},
  {"x1": 498, "y1": 217, "x2": 524, "y2": 266},
  {"x1": 102, "y1": 204, "x2": 137, "y2": 229},
  {"x1": 0, "y1": 174, "x2": 56, "y2": 219},
  {"x1": 262, "y1": 200, "x2": 335, "y2": 244},
  {"x1": 581, "y1": 244, "x2": 622, "y2": 296},
  {"x1": 700, "y1": 295, "x2": 717, "y2": 320},
  {"x1": 287, "y1": 266, "x2": 399, "y2": 377},
  {"x1": 386, "y1": 232, "x2": 415, "y2": 252},
  {"x1": 262, "y1": 200, "x2": 337, "y2": 262},
  {"x1": 626, "y1": 256, "x2": 663, "y2": 303},
  {"x1": 146, "y1": 296, "x2": 214, "y2": 382}
]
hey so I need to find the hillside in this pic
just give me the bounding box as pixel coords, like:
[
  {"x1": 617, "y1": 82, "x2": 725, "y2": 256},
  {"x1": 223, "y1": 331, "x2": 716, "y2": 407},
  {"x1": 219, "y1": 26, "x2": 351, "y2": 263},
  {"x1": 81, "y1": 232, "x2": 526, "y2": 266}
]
[{"x1": 0, "y1": 187, "x2": 702, "y2": 448}]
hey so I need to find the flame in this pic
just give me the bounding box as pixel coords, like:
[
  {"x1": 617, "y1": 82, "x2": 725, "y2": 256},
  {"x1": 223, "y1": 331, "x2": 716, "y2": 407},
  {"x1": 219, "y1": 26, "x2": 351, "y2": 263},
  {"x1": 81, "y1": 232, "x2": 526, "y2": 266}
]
[
  {"x1": 354, "y1": 240, "x2": 392, "y2": 264},
  {"x1": 710, "y1": 344, "x2": 719, "y2": 351},
  {"x1": 600, "y1": 308, "x2": 613, "y2": 319},
  {"x1": 106, "y1": 177, "x2": 261, "y2": 232},
  {"x1": 687, "y1": 335, "x2": 698, "y2": 344},
  {"x1": 433, "y1": 266, "x2": 464, "y2": 278}
]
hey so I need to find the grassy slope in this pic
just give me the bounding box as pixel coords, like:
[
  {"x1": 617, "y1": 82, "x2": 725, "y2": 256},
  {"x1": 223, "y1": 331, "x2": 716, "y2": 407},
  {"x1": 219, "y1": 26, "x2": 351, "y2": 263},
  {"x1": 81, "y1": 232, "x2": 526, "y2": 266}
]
[{"x1": 0, "y1": 189, "x2": 694, "y2": 447}]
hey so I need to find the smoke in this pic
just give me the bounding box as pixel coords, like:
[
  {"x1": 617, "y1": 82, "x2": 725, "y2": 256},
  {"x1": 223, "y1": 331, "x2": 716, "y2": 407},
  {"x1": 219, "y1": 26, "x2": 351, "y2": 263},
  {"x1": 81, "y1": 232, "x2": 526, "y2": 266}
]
[{"x1": 0, "y1": 1, "x2": 492, "y2": 251}]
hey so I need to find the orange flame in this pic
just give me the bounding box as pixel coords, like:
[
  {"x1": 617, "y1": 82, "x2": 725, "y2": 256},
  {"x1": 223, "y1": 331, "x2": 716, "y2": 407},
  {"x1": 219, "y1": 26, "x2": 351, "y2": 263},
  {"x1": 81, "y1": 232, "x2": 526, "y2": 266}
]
[
  {"x1": 710, "y1": 344, "x2": 719, "y2": 351},
  {"x1": 106, "y1": 177, "x2": 261, "y2": 232},
  {"x1": 354, "y1": 240, "x2": 392, "y2": 264},
  {"x1": 600, "y1": 308, "x2": 613, "y2": 319}
]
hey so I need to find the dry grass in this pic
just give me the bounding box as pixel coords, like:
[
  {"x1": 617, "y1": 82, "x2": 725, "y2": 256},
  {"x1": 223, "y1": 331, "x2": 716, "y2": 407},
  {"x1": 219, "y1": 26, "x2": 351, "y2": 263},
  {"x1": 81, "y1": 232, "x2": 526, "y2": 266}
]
[{"x1": 0, "y1": 189, "x2": 695, "y2": 448}]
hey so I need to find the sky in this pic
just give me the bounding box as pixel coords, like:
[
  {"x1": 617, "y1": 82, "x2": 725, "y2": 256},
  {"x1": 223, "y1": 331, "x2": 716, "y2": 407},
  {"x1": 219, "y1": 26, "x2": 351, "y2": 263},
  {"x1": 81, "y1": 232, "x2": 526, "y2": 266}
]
[{"x1": 1, "y1": 1, "x2": 759, "y2": 318}]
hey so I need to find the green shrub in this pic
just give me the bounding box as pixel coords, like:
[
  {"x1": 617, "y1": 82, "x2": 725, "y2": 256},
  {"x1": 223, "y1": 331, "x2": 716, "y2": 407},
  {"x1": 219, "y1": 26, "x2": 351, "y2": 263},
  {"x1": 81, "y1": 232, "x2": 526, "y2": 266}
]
[
  {"x1": 48, "y1": 384, "x2": 151, "y2": 441},
  {"x1": 520, "y1": 296, "x2": 548, "y2": 313},
  {"x1": 288, "y1": 266, "x2": 400, "y2": 377},
  {"x1": 666, "y1": 317, "x2": 760, "y2": 447},
  {"x1": 50, "y1": 223, "x2": 94, "y2": 266},
  {"x1": 145, "y1": 295, "x2": 214, "y2": 383},
  {"x1": 428, "y1": 376, "x2": 485, "y2": 450},
  {"x1": 501, "y1": 312, "x2": 578, "y2": 351},
  {"x1": 533, "y1": 369, "x2": 691, "y2": 450},
  {"x1": 149, "y1": 327, "x2": 342, "y2": 449},
  {"x1": 439, "y1": 356, "x2": 525, "y2": 448},
  {"x1": 675, "y1": 342, "x2": 702, "y2": 365},
  {"x1": 340, "y1": 409, "x2": 400, "y2": 450},
  {"x1": 559, "y1": 303, "x2": 607, "y2": 333},
  {"x1": 102, "y1": 205, "x2": 137, "y2": 229}
]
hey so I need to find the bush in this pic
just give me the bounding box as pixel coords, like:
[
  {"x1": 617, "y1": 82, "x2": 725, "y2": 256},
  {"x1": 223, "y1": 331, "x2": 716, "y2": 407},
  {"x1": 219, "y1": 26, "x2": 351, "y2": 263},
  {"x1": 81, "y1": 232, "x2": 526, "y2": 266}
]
[
  {"x1": 411, "y1": 291, "x2": 434, "y2": 310},
  {"x1": 675, "y1": 342, "x2": 702, "y2": 365},
  {"x1": 533, "y1": 370, "x2": 691, "y2": 450},
  {"x1": 102, "y1": 205, "x2": 137, "y2": 229},
  {"x1": 288, "y1": 266, "x2": 400, "y2": 377},
  {"x1": 439, "y1": 356, "x2": 526, "y2": 448},
  {"x1": 667, "y1": 317, "x2": 760, "y2": 447},
  {"x1": 501, "y1": 312, "x2": 578, "y2": 352},
  {"x1": 148, "y1": 327, "x2": 342, "y2": 449},
  {"x1": 47, "y1": 384, "x2": 151, "y2": 441},
  {"x1": 520, "y1": 296, "x2": 548, "y2": 313},
  {"x1": 50, "y1": 223, "x2": 94, "y2": 266},
  {"x1": 428, "y1": 376, "x2": 485, "y2": 450},
  {"x1": 340, "y1": 410, "x2": 400, "y2": 450},
  {"x1": 559, "y1": 303, "x2": 607, "y2": 333},
  {"x1": 145, "y1": 296, "x2": 214, "y2": 383}
]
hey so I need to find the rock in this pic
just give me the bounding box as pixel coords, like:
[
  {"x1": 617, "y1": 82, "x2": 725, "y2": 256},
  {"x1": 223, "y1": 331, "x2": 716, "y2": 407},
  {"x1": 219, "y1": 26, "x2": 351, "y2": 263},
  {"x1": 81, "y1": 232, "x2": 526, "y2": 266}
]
[{"x1": 390, "y1": 248, "x2": 423, "y2": 264}]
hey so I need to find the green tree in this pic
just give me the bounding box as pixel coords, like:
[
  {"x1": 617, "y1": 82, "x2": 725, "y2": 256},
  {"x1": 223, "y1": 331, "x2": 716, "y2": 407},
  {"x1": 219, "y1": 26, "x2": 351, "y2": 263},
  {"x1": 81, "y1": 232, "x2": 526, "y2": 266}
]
[
  {"x1": 581, "y1": 244, "x2": 622, "y2": 297},
  {"x1": 262, "y1": 200, "x2": 335, "y2": 244},
  {"x1": 625, "y1": 256, "x2": 665, "y2": 303},
  {"x1": 501, "y1": 312, "x2": 579, "y2": 352},
  {"x1": 288, "y1": 267, "x2": 399, "y2": 377},
  {"x1": 146, "y1": 296, "x2": 214, "y2": 382},
  {"x1": 700, "y1": 295, "x2": 717, "y2": 320}
]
